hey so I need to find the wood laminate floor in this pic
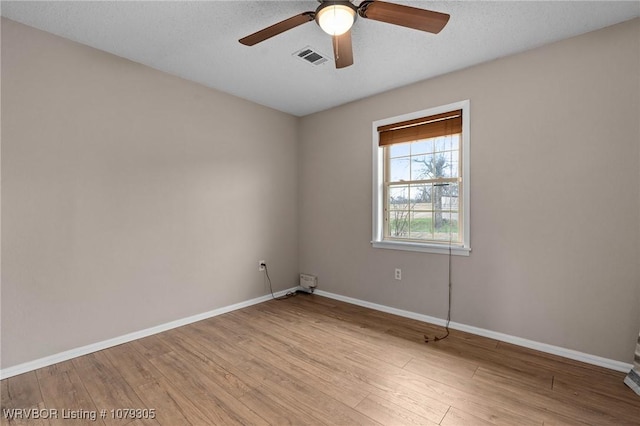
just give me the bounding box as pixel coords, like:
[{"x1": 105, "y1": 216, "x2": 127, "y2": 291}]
[{"x1": 1, "y1": 294, "x2": 638, "y2": 425}]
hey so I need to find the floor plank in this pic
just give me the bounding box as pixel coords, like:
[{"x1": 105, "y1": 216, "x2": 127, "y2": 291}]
[
  {"x1": 440, "y1": 406, "x2": 498, "y2": 426},
  {"x1": 72, "y1": 352, "x2": 159, "y2": 426},
  {"x1": 103, "y1": 344, "x2": 203, "y2": 425},
  {"x1": 1, "y1": 372, "x2": 50, "y2": 426},
  {"x1": 36, "y1": 361, "x2": 105, "y2": 426},
  {"x1": 355, "y1": 393, "x2": 438, "y2": 425}
]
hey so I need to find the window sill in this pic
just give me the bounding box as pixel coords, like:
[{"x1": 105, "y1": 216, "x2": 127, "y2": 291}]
[{"x1": 371, "y1": 240, "x2": 471, "y2": 256}]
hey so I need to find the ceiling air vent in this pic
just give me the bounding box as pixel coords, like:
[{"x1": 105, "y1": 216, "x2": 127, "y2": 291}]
[{"x1": 292, "y1": 46, "x2": 329, "y2": 66}]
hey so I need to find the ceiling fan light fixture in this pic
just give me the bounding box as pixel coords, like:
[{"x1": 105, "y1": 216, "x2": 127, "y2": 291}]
[
  {"x1": 239, "y1": 1, "x2": 451, "y2": 69},
  {"x1": 316, "y1": 4, "x2": 356, "y2": 36}
]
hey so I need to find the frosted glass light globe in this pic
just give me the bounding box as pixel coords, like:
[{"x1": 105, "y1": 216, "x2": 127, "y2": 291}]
[{"x1": 317, "y1": 5, "x2": 356, "y2": 36}]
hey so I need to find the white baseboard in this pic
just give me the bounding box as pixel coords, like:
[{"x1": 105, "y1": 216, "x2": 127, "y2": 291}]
[
  {"x1": 3, "y1": 287, "x2": 631, "y2": 379},
  {"x1": 314, "y1": 289, "x2": 633, "y2": 373},
  {"x1": 0, "y1": 288, "x2": 297, "y2": 380}
]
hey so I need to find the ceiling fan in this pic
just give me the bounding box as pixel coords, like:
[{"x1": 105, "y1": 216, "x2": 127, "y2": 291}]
[{"x1": 239, "y1": 1, "x2": 450, "y2": 69}]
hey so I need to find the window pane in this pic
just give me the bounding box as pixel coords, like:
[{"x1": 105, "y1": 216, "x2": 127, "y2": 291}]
[
  {"x1": 389, "y1": 158, "x2": 410, "y2": 182},
  {"x1": 443, "y1": 183, "x2": 459, "y2": 206},
  {"x1": 445, "y1": 160, "x2": 459, "y2": 178},
  {"x1": 433, "y1": 181, "x2": 460, "y2": 242},
  {"x1": 435, "y1": 136, "x2": 448, "y2": 152},
  {"x1": 389, "y1": 143, "x2": 410, "y2": 158},
  {"x1": 437, "y1": 149, "x2": 457, "y2": 178},
  {"x1": 420, "y1": 183, "x2": 433, "y2": 204},
  {"x1": 409, "y1": 184, "x2": 431, "y2": 205},
  {"x1": 411, "y1": 154, "x2": 434, "y2": 180},
  {"x1": 433, "y1": 154, "x2": 450, "y2": 178},
  {"x1": 433, "y1": 183, "x2": 458, "y2": 207},
  {"x1": 437, "y1": 135, "x2": 457, "y2": 152},
  {"x1": 388, "y1": 186, "x2": 410, "y2": 210},
  {"x1": 411, "y1": 139, "x2": 434, "y2": 155},
  {"x1": 433, "y1": 211, "x2": 459, "y2": 242},
  {"x1": 409, "y1": 211, "x2": 433, "y2": 240},
  {"x1": 388, "y1": 209, "x2": 410, "y2": 237}
]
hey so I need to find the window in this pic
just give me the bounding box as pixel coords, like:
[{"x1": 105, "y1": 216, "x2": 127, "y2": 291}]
[{"x1": 372, "y1": 100, "x2": 470, "y2": 255}]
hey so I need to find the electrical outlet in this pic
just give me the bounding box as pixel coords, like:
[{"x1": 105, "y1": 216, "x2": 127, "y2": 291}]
[
  {"x1": 258, "y1": 260, "x2": 266, "y2": 271},
  {"x1": 394, "y1": 268, "x2": 402, "y2": 280}
]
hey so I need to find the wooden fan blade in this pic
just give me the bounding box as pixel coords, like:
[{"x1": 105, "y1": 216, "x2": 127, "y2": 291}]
[
  {"x1": 333, "y1": 31, "x2": 353, "y2": 69},
  {"x1": 359, "y1": 1, "x2": 450, "y2": 34},
  {"x1": 239, "y1": 12, "x2": 315, "y2": 46}
]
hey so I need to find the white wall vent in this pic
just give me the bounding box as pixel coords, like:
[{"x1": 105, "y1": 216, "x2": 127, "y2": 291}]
[
  {"x1": 299, "y1": 273, "x2": 318, "y2": 292},
  {"x1": 292, "y1": 46, "x2": 329, "y2": 66}
]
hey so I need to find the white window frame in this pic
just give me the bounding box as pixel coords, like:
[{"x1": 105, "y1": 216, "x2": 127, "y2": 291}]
[{"x1": 372, "y1": 100, "x2": 471, "y2": 256}]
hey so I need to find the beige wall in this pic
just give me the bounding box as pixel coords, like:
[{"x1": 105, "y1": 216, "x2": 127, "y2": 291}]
[
  {"x1": 2, "y1": 16, "x2": 639, "y2": 370},
  {"x1": 299, "y1": 19, "x2": 640, "y2": 362},
  {"x1": 1, "y1": 19, "x2": 299, "y2": 368}
]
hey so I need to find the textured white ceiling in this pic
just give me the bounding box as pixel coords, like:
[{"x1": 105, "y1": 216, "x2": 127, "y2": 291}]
[{"x1": 2, "y1": 1, "x2": 639, "y2": 116}]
